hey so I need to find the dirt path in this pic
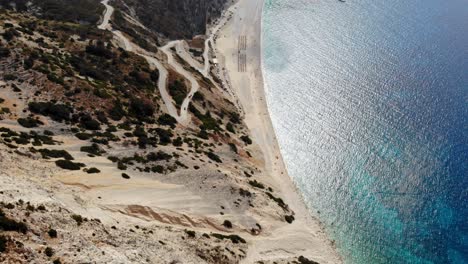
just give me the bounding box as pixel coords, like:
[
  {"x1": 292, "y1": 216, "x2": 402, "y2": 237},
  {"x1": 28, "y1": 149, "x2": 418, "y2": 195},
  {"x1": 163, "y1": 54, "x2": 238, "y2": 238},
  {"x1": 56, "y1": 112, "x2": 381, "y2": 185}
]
[
  {"x1": 98, "y1": 0, "x2": 200, "y2": 126},
  {"x1": 161, "y1": 41, "x2": 200, "y2": 125},
  {"x1": 97, "y1": 0, "x2": 113, "y2": 30}
]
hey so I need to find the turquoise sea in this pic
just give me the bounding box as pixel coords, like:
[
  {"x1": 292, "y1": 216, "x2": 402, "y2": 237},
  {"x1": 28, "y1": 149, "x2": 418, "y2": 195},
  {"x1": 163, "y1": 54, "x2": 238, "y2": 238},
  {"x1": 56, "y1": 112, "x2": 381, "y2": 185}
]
[{"x1": 262, "y1": 0, "x2": 468, "y2": 263}]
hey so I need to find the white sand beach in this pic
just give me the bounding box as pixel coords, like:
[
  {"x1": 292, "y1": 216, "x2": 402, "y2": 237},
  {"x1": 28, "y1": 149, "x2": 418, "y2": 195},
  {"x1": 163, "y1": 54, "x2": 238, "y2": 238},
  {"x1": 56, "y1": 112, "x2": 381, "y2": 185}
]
[{"x1": 214, "y1": 0, "x2": 342, "y2": 262}]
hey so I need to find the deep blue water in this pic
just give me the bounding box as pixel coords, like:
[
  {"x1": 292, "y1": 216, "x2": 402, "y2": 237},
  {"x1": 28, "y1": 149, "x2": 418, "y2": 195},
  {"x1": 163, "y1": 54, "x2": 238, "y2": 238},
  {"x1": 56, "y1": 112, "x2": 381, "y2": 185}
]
[{"x1": 262, "y1": 0, "x2": 468, "y2": 263}]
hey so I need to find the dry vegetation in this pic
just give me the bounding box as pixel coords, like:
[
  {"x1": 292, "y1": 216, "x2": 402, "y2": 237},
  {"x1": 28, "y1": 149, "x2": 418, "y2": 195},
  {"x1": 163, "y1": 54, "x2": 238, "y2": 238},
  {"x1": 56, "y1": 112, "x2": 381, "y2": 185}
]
[{"x1": 0, "y1": 4, "x2": 305, "y2": 263}]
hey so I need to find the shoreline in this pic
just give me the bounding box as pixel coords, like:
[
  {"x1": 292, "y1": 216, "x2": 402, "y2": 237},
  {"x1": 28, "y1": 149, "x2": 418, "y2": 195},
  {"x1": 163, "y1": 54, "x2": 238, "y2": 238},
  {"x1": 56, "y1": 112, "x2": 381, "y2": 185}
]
[{"x1": 214, "y1": 0, "x2": 342, "y2": 262}]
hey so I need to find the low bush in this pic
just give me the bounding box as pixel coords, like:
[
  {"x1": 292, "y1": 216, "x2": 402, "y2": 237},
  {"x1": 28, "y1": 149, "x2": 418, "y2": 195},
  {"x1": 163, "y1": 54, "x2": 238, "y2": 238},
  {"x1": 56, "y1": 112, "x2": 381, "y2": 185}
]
[
  {"x1": 0, "y1": 47, "x2": 10, "y2": 58},
  {"x1": 39, "y1": 149, "x2": 73, "y2": 160},
  {"x1": 222, "y1": 220, "x2": 232, "y2": 229},
  {"x1": 153, "y1": 128, "x2": 172, "y2": 145},
  {"x1": 168, "y1": 79, "x2": 187, "y2": 107},
  {"x1": 158, "y1": 114, "x2": 177, "y2": 128},
  {"x1": 71, "y1": 214, "x2": 84, "y2": 226},
  {"x1": 80, "y1": 143, "x2": 104, "y2": 156},
  {"x1": 117, "y1": 161, "x2": 127, "y2": 170},
  {"x1": 28, "y1": 102, "x2": 72, "y2": 122},
  {"x1": 0, "y1": 235, "x2": 7, "y2": 252},
  {"x1": 298, "y1": 256, "x2": 319, "y2": 264},
  {"x1": 80, "y1": 114, "x2": 101, "y2": 130},
  {"x1": 0, "y1": 209, "x2": 27, "y2": 233},
  {"x1": 17, "y1": 117, "x2": 44, "y2": 128},
  {"x1": 75, "y1": 132, "x2": 93, "y2": 140},
  {"x1": 266, "y1": 192, "x2": 288, "y2": 210},
  {"x1": 172, "y1": 137, "x2": 183, "y2": 147},
  {"x1": 55, "y1": 159, "x2": 85, "y2": 170},
  {"x1": 48, "y1": 228, "x2": 58, "y2": 238},
  {"x1": 121, "y1": 173, "x2": 130, "y2": 179},
  {"x1": 151, "y1": 165, "x2": 164, "y2": 174},
  {"x1": 206, "y1": 151, "x2": 222, "y2": 163},
  {"x1": 285, "y1": 215, "x2": 295, "y2": 224},
  {"x1": 86, "y1": 167, "x2": 100, "y2": 174},
  {"x1": 211, "y1": 233, "x2": 246, "y2": 244},
  {"x1": 228, "y1": 143, "x2": 237, "y2": 153},
  {"x1": 226, "y1": 122, "x2": 235, "y2": 133},
  {"x1": 129, "y1": 97, "x2": 155, "y2": 121},
  {"x1": 185, "y1": 230, "x2": 196, "y2": 238},
  {"x1": 248, "y1": 180, "x2": 265, "y2": 189},
  {"x1": 44, "y1": 247, "x2": 54, "y2": 257},
  {"x1": 240, "y1": 135, "x2": 252, "y2": 145},
  {"x1": 146, "y1": 151, "x2": 172, "y2": 162}
]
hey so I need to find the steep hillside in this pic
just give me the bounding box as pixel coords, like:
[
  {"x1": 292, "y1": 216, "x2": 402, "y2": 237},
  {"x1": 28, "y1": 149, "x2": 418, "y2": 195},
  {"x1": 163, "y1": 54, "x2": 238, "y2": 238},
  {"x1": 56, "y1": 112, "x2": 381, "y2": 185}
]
[
  {"x1": 114, "y1": 0, "x2": 232, "y2": 39},
  {"x1": 0, "y1": 3, "x2": 305, "y2": 263}
]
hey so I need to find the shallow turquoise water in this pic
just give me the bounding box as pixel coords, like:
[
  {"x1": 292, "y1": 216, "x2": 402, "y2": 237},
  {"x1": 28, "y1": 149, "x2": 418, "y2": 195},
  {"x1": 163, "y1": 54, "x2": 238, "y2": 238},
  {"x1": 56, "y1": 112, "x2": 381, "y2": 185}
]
[{"x1": 262, "y1": 0, "x2": 468, "y2": 263}]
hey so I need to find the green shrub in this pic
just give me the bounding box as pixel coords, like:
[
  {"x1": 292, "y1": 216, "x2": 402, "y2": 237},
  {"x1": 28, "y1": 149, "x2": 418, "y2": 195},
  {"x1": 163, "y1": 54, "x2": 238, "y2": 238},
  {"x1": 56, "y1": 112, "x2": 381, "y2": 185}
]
[
  {"x1": 0, "y1": 47, "x2": 10, "y2": 58},
  {"x1": 86, "y1": 167, "x2": 100, "y2": 174},
  {"x1": 298, "y1": 256, "x2": 319, "y2": 264},
  {"x1": 75, "y1": 132, "x2": 93, "y2": 140},
  {"x1": 158, "y1": 114, "x2": 177, "y2": 128},
  {"x1": 85, "y1": 42, "x2": 114, "y2": 59},
  {"x1": 222, "y1": 220, "x2": 232, "y2": 229},
  {"x1": 206, "y1": 151, "x2": 222, "y2": 163},
  {"x1": 240, "y1": 135, "x2": 252, "y2": 145},
  {"x1": 0, "y1": 209, "x2": 27, "y2": 233},
  {"x1": 55, "y1": 159, "x2": 85, "y2": 170},
  {"x1": 153, "y1": 128, "x2": 172, "y2": 145},
  {"x1": 172, "y1": 137, "x2": 183, "y2": 147},
  {"x1": 151, "y1": 165, "x2": 164, "y2": 174},
  {"x1": 108, "y1": 101, "x2": 126, "y2": 121},
  {"x1": 211, "y1": 233, "x2": 246, "y2": 244},
  {"x1": 168, "y1": 79, "x2": 187, "y2": 107},
  {"x1": 197, "y1": 129, "x2": 209, "y2": 140},
  {"x1": 17, "y1": 117, "x2": 44, "y2": 128},
  {"x1": 285, "y1": 215, "x2": 295, "y2": 224},
  {"x1": 228, "y1": 143, "x2": 237, "y2": 153},
  {"x1": 79, "y1": 114, "x2": 101, "y2": 130},
  {"x1": 226, "y1": 122, "x2": 235, "y2": 133},
  {"x1": 2, "y1": 28, "x2": 19, "y2": 41},
  {"x1": 146, "y1": 151, "x2": 172, "y2": 162},
  {"x1": 80, "y1": 143, "x2": 104, "y2": 156},
  {"x1": 48, "y1": 228, "x2": 58, "y2": 238},
  {"x1": 129, "y1": 98, "x2": 155, "y2": 120},
  {"x1": 229, "y1": 112, "x2": 241, "y2": 124},
  {"x1": 117, "y1": 161, "x2": 127, "y2": 170},
  {"x1": 44, "y1": 247, "x2": 54, "y2": 257},
  {"x1": 39, "y1": 149, "x2": 73, "y2": 160},
  {"x1": 266, "y1": 192, "x2": 288, "y2": 210},
  {"x1": 71, "y1": 214, "x2": 84, "y2": 226},
  {"x1": 248, "y1": 180, "x2": 265, "y2": 189},
  {"x1": 185, "y1": 230, "x2": 196, "y2": 238},
  {"x1": 0, "y1": 235, "x2": 7, "y2": 252},
  {"x1": 28, "y1": 102, "x2": 72, "y2": 122}
]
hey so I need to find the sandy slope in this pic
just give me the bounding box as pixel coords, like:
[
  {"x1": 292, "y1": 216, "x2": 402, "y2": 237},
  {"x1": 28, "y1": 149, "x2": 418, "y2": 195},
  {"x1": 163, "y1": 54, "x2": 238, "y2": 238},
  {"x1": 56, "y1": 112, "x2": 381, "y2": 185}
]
[{"x1": 215, "y1": 0, "x2": 342, "y2": 262}]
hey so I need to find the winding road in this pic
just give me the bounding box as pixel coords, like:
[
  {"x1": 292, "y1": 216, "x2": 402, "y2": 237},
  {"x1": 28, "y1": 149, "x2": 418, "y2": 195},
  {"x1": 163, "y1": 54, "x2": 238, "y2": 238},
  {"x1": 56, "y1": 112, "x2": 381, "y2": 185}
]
[
  {"x1": 97, "y1": 0, "x2": 203, "y2": 126},
  {"x1": 161, "y1": 41, "x2": 200, "y2": 123}
]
